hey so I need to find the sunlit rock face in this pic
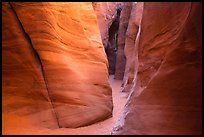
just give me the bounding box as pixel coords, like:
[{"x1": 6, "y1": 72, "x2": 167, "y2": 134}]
[
  {"x1": 2, "y1": 2, "x2": 59, "y2": 130},
  {"x1": 112, "y1": 2, "x2": 202, "y2": 135},
  {"x1": 2, "y1": 2, "x2": 113, "y2": 131}
]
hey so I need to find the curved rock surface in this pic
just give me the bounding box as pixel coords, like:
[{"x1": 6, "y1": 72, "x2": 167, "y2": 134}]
[
  {"x1": 2, "y1": 2, "x2": 113, "y2": 131},
  {"x1": 2, "y1": 2, "x2": 202, "y2": 135},
  {"x1": 112, "y1": 2, "x2": 202, "y2": 135},
  {"x1": 122, "y1": 2, "x2": 143, "y2": 92},
  {"x1": 2, "y1": 2, "x2": 59, "y2": 130}
]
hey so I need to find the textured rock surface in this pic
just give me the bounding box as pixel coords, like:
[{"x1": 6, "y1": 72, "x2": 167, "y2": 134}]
[
  {"x1": 122, "y1": 2, "x2": 144, "y2": 92},
  {"x1": 112, "y1": 2, "x2": 202, "y2": 135},
  {"x1": 93, "y1": 2, "x2": 123, "y2": 75},
  {"x1": 2, "y1": 2, "x2": 59, "y2": 130},
  {"x1": 2, "y1": 2, "x2": 113, "y2": 131},
  {"x1": 92, "y1": 2, "x2": 123, "y2": 48},
  {"x1": 105, "y1": 9, "x2": 120, "y2": 75},
  {"x1": 3, "y1": 75, "x2": 127, "y2": 135},
  {"x1": 114, "y1": 2, "x2": 132, "y2": 80}
]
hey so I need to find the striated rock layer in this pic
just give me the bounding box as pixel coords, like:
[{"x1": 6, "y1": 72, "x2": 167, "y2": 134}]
[
  {"x1": 2, "y1": 2, "x2": 113, "y2": 132},
  {"x1": 112, "y1": 2, "x2": 202, "y2": 135},
  {"x1": 2, "y1": 2, "x2": 59, "y2": 130}
]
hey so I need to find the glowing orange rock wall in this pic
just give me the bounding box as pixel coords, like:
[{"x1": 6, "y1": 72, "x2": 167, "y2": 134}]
[
  {"x1": 2, "y1": 2, "x2": 113, "y2": 130},
  {"x1": 112, "y1": 2, "x2": 202, "y2": 135},
  {"x1": 2, "y1": 2, "x2": 59, "y2": 130}
]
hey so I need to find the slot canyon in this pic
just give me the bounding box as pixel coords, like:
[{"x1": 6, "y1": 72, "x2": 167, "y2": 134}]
[{"x1": 2, "y1": 2, "x2": 202, "y2": 135}]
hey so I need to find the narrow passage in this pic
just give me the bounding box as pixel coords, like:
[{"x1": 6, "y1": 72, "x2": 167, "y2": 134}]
[{"x1": 6, "y1": 75, "x2": 128, "y2": 135}]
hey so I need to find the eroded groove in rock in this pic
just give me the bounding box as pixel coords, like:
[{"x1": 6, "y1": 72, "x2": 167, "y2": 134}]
[{"x1": 8, "y1": 2, "x2": 61, "y2": 128}]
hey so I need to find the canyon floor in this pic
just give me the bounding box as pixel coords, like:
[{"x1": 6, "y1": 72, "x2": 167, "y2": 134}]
[{"x1": 4, "y1": 75, "x2": 128, "y2": 135}]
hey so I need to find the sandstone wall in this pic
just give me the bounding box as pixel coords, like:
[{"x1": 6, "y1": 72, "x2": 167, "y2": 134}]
[
  {"x1": 122, "y1": 2, "x2": 144, "y2": 92},
  {"x1": 114, "y1": 2, "x2": 132, "y2": 80},
  {"x1": 93, "y1": 2, "x2": 123, "y2": 75},
  {"x1": 2, "y1": 2, "x2": 59, "y2": 130},
  {"x1": 2, "y1": 2, "x2": 113, "y2": 131},
  {"x1": 92, "y1": 2, "x2": 123, "y2": 48},
  {"x1": 112, "y1": 2, "x2": 202, "y2": 135}
]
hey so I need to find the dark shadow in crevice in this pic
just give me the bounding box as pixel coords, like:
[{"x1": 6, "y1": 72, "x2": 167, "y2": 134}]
[{"x1": 105, "y1": 8, "x2": 121, "y2": 75}]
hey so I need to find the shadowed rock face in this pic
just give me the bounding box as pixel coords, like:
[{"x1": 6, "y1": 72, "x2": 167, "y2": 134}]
[
  {"x1": 93, "y1": 2, "x2": 123, "y2": 75},
  {"x1": 122, "y1": 2, "x2": 143, "y2": 92},
  {"x1": 92, "y1": 2, "x2": 123, "y2": 48},
  {"x1": 112, "y1": 2, "x2": 202, "y2": 135},
  {"x1": 114, "y1": 2, "x2": 132, "y2": 80},
  {"x1": 2, "y1": 2, "x2": 113, "y2": 130},
  {"x1": 105, "y1": 9, "x2": 121, "y2": 75}
]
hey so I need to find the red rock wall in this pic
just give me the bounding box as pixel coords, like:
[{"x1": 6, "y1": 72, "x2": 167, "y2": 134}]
[
  {"x1": 122, "y1": 2, "x2": 144, "y2": 92},
  {"x1": 2, "y1": 2, "x2": 113, "y2": 131},
  {"x1": 2, "y1": 2, "x2": 59, "y2": 129},
  {"x1": 93, "y1": 2, "x2": 123, "y2": 75},
  {"x1": 92, "y1": 2, "x2": 123, "y2": 48},
  {"x1": 112, "y1": 2, "x2": 202, "y2": 135},
  {"x1": 114, "y1": 2, "x2": 132, "y2": 80}
]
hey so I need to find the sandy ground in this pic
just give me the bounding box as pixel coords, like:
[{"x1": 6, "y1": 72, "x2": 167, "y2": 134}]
[{"x1": 4, "y1": 75, "x2": 128, "y2": 135}]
